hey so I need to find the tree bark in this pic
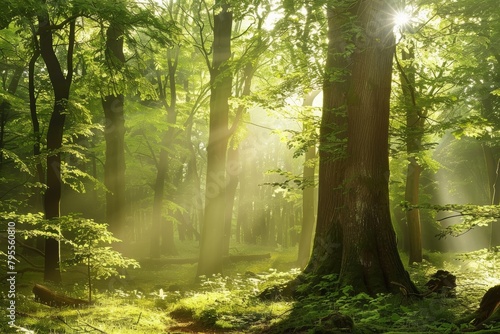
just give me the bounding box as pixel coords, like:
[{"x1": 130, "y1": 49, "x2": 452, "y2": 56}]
[
  {"x1": 29, "y1": 51, "x2": 44, "y2": 186},
  {"x1": 297, "y1": 91, "x2": 319, "y2": 268},
  {"x1": 305, "y1": 0, "x2": 418, "y2": 295},
  {"x1": 102, "y1": 22, "x2": 126, "y2": 241},
  {"x1": 222, "y1": 63, "x2": 253, "y2": 254},
  {"x1": 37, "y1": 11, "x2": 75, "y2": 283},
  {"x1": 197, "y1": 3, "x2": 233, "y2": 278},
  {"x1": 236, "y1": 142, "x2": 254, "y2": 243},
  {"x1": 222, "y1": 143, "x2": 239, "y2": 256},
  {"x1": 0, "y1": 66, "x2": 26, "y2": 165},
  {"x1": 398, "y1": 43, "x2": 424, "y2": 264},
  {"x1": 151, "y1": 48, "x2": 179, "y2": 258}
]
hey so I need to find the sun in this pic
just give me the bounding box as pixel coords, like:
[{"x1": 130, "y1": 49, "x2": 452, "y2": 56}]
[{"x1": 394, "y1": 11, "x2": 411, "y2": 27}]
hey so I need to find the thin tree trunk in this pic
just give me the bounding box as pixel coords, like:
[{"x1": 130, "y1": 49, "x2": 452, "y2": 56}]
[
  {"x1": 236, "y1": 143, "x2": 253, "y2": 243},
  {"x1": 150, "y1": 140, "x2": 167, "y2": 257},
  {"x1": 28, "y1": 49, "x2": 46, "y2": 252},
  {"x1": 406, "y1": 158, "x2": 423, "y2": 263},
  {"x1": 397, "y1": 43, "x2": 424, "y2": 264},
  {"x1": 297, "y1": 91, "x2": 319, "y2": 268},
  {"x1": 37, "y1": 12, "x2": 75, "y2": 283},
  {"x1": 151, "y1": 47, "x2": 179, "y2": 257},
  {"x1": 28, "y1": 50, "x2": 45, "y2": 188},
  {"x1": 7, "y1": 66, "x2": 23, "y2": 94},
  {"x1": 222, "y1": 144, "x2": 239, "y2": 256}
]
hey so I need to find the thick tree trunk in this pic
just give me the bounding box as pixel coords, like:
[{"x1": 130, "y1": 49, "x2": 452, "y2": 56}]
[
  {"x1": 38, "y1": 12, "x2": 75, "y2": 283},
  {"x1": 197, "y1": 3, "x2": 233, "y2": 278},
  {"x1": 102, "y1": 22, "x2": 126, "y2": 240},
  {"x1": 306, "y1": 0, "x2": 418, "y2": 295}
]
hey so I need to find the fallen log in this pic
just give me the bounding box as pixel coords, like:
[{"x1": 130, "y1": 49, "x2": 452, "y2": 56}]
[
  {"x1": 33, "y1": 284, "x2": 89, "y2": 307},
  {"x1": 225, "y1": 253, "x2": 271, "y2": 262},
  {"x1": 141, "y1": 253, "x2": 271, "y2": 265}
]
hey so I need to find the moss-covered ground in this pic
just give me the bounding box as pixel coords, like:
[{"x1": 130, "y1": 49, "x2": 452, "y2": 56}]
[{"x1": 2, "y1": 241, "x2": 499, "y2": 333}]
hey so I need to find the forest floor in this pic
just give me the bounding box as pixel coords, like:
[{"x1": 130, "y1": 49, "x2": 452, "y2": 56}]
[{"x1": 2, "y1": 241, "x2": 500, "y2": 333}]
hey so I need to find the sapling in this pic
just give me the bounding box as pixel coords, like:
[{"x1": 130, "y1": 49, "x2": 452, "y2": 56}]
[
  {"x1": 60, "y1": 215, "x2": 140, "y2": 303},
  {"x1": 2, "y1": 213, "x2": 139, "y2": 303}
]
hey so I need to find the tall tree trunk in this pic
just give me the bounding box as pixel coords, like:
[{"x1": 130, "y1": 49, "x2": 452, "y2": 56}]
[
  {"x1": 236, "y1": 142, "x2": 254, "y2": 243},
  {"x1": 28, "y1": 50, "x2": 45, "y2": 204},
  {"x1": 405, "y1": 158, "x2": 422, "y2": 262},
  {"x1": 151, "y1": 48, "x2": 179, "y2": 258},
  {"x1": 222, "y1": 63, "x2": 253, "y2": 254},
  {"x1": 38, "y1": 12, "x2": 75, "y2": 283},
  {"x1": 297, "y1": 91, "x2": 319, "y2": 268},
  {"x1": 222, "y1": 143, "x2": 239, "y2": 256},
  {"x1": 102, "y1": 22, "x2": 126, "y2": 241},
  {"x1": 184, "y1": 118, "x2": 203, "y2": 237},
  {"x1": 150, "y1": 142, "x2": 167, "y2": 257},
  {"x1": 397, "y1": 43, "x2": 424, "y2": 264},
  {"x1": 305, "y1": 0, "x2": 418, "y2": 295},
  {"x1": 29, "y1": 48, "x2": 45, "y2": 257},
  {"x1": 0, "y1": 66, "x2": 25, "y2": 165},
  {"x1": 197, "y1": 3, "x2": 233, "y2": 278}
]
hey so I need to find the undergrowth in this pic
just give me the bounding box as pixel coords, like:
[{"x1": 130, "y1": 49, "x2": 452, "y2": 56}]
[{"x1": 1, "y1": 246, "x2": 499, "y2": 333}]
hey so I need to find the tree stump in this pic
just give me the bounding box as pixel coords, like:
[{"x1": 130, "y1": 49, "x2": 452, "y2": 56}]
[
  {"x1": 425, "y1": 270, "x2": 456, "y2": 297},
  {"x1": 472, "y1": 285, "x2": 500, "y2": 328}
]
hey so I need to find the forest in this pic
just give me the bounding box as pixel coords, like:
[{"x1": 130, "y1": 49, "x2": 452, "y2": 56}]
[{"x1": 1, "y1": 0, "x2": 500, "y2": 332}]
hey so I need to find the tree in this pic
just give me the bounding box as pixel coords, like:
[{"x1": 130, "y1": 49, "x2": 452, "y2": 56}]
[
  {"x1": 305, "y1": 0, "x2": 418, "y2": 294},
  {"x1": 37, "y1": 4, "x2": 76, "y2": 283},
  {"x1": 102, "y1": 20, "x2": 127, "y2": 241},
  {"x1": 150, "y1": 45, "x2": 181, "y2": 258},
  {"x1": 297, "y1": 91, "x2": 320, "y2": 268},
  {"x1": 396, "y1": 33, "x2": 424, "y2": 264},
  {"x1": 197, "y1": 0, "x2": 233, "y2": 278}
]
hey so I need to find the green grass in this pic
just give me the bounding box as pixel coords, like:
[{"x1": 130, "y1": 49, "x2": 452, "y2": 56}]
[{"x1": 2, "y1": 242, "x2": 500, "y2": 333}]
